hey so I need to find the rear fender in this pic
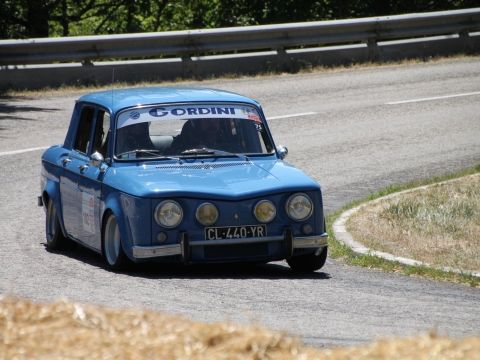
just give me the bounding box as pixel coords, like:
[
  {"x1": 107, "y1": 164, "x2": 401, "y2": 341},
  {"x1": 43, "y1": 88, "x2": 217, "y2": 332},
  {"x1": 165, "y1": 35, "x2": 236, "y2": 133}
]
[{"x1": 42, "y1": 178, "x2": 68, "y2": 238}]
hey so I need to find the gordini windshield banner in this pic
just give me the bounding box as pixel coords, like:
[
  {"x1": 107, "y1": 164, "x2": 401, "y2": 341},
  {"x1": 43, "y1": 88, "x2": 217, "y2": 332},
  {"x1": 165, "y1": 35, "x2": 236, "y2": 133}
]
[{"x1": 118, "y1": 104, "x2": 261, "y2": 128}]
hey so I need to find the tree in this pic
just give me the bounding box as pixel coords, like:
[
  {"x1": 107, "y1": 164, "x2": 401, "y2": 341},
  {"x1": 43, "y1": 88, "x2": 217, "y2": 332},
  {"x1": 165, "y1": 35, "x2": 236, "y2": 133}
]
[
  {"x1": 0, "y1": 0, "x2": 477, "y2": 39},
  {"x1": 1, "y1": 0, "x2": 57, "y2": 38}
]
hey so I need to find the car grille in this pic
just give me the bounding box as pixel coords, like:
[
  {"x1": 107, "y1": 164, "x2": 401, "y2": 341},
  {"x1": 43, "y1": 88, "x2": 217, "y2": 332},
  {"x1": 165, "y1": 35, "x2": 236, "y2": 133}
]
[{"x1": 156, "y1": 161, "x2": 252, "y2": 170}]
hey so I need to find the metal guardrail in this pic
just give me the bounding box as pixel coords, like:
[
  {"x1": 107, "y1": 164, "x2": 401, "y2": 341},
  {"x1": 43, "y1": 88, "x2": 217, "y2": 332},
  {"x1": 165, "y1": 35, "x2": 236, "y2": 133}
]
[
  {"x1": 0, "y1": 8, "x2": 479, "y2": 89},
  {"x1": 1, "y1": 8, "x2": 479, "y2": 66}
]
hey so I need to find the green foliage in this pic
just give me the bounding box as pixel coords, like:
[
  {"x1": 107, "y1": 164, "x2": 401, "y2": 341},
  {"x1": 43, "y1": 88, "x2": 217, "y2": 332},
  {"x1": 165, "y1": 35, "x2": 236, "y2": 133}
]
[{"x1": 0, "y1": 0, "x2": 478, "y2": 39}]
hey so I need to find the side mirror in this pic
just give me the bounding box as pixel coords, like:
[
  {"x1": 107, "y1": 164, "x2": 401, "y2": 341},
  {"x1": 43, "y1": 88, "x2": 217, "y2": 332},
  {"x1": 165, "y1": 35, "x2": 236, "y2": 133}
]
[
  {"x1": 276, "y1": 145, "x2": 288, "y2": 160},
  {"x1": 90, "y1": 151, "x2": 104, "y2": 168}
]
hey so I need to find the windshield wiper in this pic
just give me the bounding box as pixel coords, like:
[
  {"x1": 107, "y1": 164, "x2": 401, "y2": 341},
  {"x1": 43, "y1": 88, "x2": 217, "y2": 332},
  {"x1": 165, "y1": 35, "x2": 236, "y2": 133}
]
[
  {"x1": 180, "y1": 148, "x2": 249, "y2": 160},
  {"x1": 180, "y1": 148, "x2": 215, "y2": 155},
  {"x1": 116, "y1": 149, "x2": 181, "y2": 161}
]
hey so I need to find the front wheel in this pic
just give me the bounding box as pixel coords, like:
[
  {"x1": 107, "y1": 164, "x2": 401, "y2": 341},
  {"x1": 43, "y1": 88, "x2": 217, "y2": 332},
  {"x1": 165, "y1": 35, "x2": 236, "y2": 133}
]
[
  {"x1": 45, "y1": 199, "x2": 69, "y2": 250},
  {"x1": 287, "y1": 247, "x2": 328, "y2": 272},
  {"x1": 102, "y1": 213, "x2": 128, "y2": 271}
]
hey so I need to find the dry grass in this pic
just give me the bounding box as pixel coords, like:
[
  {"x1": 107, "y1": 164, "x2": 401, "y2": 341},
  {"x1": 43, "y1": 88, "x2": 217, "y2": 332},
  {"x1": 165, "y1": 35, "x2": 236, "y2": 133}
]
[
  {"x1": 347, "y1": 174, "x2": 480, "y2": 272},
  {"x1": 1, "y1": 297, "x2": 479, "y2": 360},
  {"x1": 0, "y1": 297, "x2": 306, "y2": 360}
]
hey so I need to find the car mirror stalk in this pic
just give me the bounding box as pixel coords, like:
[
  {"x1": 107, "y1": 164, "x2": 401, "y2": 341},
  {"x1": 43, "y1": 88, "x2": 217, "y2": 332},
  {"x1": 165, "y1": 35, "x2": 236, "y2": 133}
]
[{"x1": 90, "y1": 151, "x2": 105, "y2": 168}]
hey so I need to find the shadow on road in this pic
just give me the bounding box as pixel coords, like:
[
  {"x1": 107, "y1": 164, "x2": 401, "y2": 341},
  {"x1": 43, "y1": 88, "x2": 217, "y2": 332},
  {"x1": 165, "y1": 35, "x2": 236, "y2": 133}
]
[
  {"x1": 45, "y1": 243, "x2": 331, "y2": 281},
  {"x1": 0, "y1": 98, "x2": 59, "y2": 133},
  {"x1": 130, "y1": 262, "x2": 331, "y2": 281}
]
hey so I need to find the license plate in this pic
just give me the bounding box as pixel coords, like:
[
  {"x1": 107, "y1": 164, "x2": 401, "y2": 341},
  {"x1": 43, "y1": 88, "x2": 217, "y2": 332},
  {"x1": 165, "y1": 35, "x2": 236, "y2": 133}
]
[{"x1": 204, "y1": 225, "x2": 267, "y2": 240}]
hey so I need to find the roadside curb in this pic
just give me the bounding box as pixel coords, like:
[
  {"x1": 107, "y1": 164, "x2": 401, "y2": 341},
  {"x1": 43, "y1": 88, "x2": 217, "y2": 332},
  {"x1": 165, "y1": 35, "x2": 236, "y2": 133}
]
[{"x1": 332, "y1": 176, "x2": 480, "y2": 279}]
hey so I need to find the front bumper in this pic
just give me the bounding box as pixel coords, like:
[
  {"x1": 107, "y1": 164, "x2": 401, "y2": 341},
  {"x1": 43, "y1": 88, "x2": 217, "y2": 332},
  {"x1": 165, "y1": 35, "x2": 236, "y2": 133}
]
[{"x1": 132, "y1": 229, "x2": 328, "y2": 261}]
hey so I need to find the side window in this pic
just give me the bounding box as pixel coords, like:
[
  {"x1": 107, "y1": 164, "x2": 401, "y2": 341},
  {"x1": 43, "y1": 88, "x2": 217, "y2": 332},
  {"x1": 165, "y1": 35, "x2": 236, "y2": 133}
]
[
  {"x1": 73, "y1": 106, "x2": 95, "y2": 154},
  {"x1": 92, "y1": 111, "x2": 110, "y2": 158}
]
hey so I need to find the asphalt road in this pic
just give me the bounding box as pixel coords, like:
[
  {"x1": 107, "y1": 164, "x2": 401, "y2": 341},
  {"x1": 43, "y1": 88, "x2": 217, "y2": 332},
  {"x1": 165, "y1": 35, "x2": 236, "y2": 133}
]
[{"x1": 1, "y1": 58, "x2": 479, "y2": 347}]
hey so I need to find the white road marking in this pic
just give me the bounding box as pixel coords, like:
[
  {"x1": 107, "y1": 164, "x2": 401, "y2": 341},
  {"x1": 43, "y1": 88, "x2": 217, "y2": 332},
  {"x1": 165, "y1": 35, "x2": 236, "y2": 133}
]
[
  {"x1": 0, "y1": 146, "x2": 49, "y2": 157},
  {"x1": 268, "y1": 112, "x2": 317, "y2": 120},
  {"x1": 386, "y1": 91, "x2": 480, "y2": 105},
  {"x1": 0, "y1": 111, "x2": 317, "y2": 157}
]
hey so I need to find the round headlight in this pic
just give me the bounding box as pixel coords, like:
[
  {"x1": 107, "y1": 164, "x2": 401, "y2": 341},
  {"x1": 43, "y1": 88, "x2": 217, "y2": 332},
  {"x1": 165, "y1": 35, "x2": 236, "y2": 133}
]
[
  {"x1": 196, "y1": 202, "x2": 219, "y2": 226},
  {"x1": 154, "y1": 200, "x2": 183, "y2": 228},
  {"x1": 254, "y1": 200, "x2": 276, "y2": 223},
  {"x1": 285, "y1": 193, "x2": 313, "y2": 221}
]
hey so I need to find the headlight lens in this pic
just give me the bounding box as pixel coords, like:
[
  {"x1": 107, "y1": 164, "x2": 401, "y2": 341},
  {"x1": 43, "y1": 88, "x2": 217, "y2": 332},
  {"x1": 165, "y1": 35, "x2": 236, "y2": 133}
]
[
  {"x1": 286, "y1": 193, "x2": 313, "y2": 221},
  {"x1": 154, "y1": 200, "x2": 183, "y2": 228},
  {"x1": 196, "y1": 202, "x2": 219, "y2": 226},
  {"x1": 254, "y1": 200, "x2": 276, "y2": 223}
]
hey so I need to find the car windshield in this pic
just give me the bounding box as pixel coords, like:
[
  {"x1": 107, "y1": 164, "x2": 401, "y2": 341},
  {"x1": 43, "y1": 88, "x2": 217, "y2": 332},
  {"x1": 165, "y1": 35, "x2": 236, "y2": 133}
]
[{"x1": 115, "y1": 104, "x2": 274, "y2": 160}]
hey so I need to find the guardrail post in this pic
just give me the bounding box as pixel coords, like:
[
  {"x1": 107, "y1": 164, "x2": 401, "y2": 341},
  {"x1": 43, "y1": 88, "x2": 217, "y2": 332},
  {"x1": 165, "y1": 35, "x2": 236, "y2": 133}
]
[
  {"x1": 81, "y1": 59, "x2": 94, "y2": 67},
  {"x1": 277, "y1": 48, "x2": 288, "y2": 71},
  {"x1": 182, "y1": 56, "x2": 195, "y2": 78},
  {"x1": 367, "y1": 38, "x2": 379, "y2": 61},
  {"x1": 276, "y1": 48, "x2": 299, "y2": 72},
  {"x1": 459, "y1": 30, "x2": 474, "y2": 53}
]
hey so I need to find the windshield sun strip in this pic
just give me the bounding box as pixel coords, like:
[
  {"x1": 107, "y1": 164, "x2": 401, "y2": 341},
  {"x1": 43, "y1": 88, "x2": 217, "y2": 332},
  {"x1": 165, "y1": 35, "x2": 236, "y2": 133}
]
[{"x1": 113, "y1": 102, "x2": 271, "y2": 159}]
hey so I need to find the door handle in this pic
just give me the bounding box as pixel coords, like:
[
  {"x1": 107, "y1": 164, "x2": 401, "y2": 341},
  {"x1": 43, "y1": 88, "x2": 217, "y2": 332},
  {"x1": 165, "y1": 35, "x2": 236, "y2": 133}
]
[
  {"x1": 62, "y1": 158, "x2": 71, "y2": 166},
  {"x1": 79, "y1": 164, "x2": 89, "y2": 172}
]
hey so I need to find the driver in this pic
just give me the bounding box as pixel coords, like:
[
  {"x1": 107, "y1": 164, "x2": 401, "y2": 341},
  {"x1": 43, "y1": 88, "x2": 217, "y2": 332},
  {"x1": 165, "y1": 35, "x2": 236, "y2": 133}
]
[
  {"x1": 116, "y1": 122, "x2": 155, "y2": 154},
  {"x1": 171, "y1": 118, "x2": 226, "y2": 153}
]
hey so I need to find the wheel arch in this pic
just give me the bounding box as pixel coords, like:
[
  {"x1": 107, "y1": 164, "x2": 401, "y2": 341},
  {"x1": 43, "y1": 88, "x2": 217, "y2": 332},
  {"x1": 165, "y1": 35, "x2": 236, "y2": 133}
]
[
  {"x1": 42, "y1": 179, "x2": 67, "y2": 238},
  {"x1": 101, "y1": 194, "x2": 134, "y2": 261}
]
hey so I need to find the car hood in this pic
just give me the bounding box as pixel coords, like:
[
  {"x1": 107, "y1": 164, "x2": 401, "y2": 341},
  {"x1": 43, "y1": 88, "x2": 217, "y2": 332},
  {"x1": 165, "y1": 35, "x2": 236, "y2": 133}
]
[{"x1": 104, "y1": 158, "x2": 320, "y2": 199}]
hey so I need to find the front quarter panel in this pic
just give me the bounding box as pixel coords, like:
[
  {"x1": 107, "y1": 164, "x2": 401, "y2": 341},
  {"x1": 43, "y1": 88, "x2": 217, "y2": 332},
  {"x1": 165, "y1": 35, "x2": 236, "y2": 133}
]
[{"x1": 102, "y1": 184, "x2": 152, "y2": 262}]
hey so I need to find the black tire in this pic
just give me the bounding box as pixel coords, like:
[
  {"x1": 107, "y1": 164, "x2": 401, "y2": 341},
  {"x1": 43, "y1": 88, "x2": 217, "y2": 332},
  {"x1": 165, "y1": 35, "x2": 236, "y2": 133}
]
[
  {"x1": 45, "y1": 199, "x2": 69, "y2": 250},
  {"x1": 102, "y1": 213, "x2": 129, "y2": 271},
  {"x1": 287, "y1": 247, "x2": 328, "y2": 272}
]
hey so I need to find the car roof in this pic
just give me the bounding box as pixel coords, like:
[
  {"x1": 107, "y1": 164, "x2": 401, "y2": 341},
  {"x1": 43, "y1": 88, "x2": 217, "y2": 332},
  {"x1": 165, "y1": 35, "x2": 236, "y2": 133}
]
[{"x1": 78, "y1": 87, "x2": 260, "y2": 114}]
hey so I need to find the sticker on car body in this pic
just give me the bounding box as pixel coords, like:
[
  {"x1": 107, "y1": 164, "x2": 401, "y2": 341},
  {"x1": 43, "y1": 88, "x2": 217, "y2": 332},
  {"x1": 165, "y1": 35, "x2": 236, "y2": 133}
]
[
  {"x1": 118, "y1": 104, "x2": 263, "y2": 128},
  {"x1": 82, "y1": 192, "x2": 95, "y2": 234}
]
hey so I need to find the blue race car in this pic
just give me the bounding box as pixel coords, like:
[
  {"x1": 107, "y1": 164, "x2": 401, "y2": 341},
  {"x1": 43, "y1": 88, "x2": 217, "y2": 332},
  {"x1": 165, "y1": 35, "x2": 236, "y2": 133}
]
[{"x1": 39, "y1": 87, "x2": 328, "y2": 272}]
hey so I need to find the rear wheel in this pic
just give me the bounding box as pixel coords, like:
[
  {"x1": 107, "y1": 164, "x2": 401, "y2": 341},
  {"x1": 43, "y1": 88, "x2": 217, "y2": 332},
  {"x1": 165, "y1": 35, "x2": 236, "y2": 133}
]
[
  {"x1": 287, "y1": 247, "x2": 328, "y2": 272},
  {"x1": 45, "y1": 199, "x2": 68, "y2": 250},
  {"x1": 102, "y1": 213, "x2": 128, "y2": 270}
]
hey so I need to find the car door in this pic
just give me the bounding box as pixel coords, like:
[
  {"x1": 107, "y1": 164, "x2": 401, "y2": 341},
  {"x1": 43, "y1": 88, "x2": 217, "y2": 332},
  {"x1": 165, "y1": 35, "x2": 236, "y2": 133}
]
[
  {"x1": 76, "y1": 110, "x2": 111, "y2": 250},
  {"x1": 60, "y1": 104, "x2": 96, "y2": 241}
]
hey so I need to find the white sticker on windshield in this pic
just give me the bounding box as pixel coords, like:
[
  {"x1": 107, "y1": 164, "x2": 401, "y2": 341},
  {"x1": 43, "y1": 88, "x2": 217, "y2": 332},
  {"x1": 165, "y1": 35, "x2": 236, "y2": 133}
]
[{"x1": 117, "y1": 105, "x2": 261, "y2": 128}]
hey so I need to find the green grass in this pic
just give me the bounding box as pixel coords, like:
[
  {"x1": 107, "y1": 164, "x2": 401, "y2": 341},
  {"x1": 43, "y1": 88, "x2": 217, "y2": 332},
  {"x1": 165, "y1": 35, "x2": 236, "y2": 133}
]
[{"x1": 327, "y1": 164, "x2": 480, "y2": 287}]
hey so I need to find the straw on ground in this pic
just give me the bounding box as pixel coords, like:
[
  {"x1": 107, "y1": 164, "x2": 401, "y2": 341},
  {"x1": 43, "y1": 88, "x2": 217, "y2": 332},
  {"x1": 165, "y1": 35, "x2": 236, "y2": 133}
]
[{"x1": 1, "y1": 297, "x2": 479, "y2": 360}]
